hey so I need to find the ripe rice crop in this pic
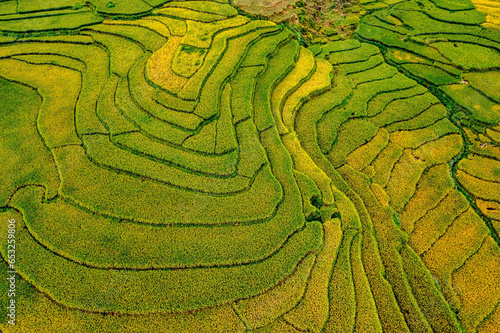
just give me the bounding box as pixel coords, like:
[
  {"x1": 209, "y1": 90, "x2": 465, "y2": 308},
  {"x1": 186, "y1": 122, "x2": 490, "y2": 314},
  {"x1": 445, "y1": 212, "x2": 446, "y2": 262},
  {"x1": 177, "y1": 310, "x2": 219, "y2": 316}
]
[{"x1": 1, "y1": 0, "x2": 499, "y2": 331}]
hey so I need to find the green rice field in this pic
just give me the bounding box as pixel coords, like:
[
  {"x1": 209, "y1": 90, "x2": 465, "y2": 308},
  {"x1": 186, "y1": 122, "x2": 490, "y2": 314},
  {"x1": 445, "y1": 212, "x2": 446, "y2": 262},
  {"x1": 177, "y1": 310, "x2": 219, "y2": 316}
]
[{"x1": 0, "y1": 0, "x2": 499, "y2": 331}]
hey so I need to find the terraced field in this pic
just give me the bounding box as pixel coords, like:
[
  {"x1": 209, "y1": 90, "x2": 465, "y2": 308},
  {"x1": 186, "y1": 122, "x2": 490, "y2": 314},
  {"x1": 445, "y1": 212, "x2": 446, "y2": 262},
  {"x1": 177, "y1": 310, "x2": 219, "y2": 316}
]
[{"x1": 0, "y1": 0, "x2": 499, "y2": 332}]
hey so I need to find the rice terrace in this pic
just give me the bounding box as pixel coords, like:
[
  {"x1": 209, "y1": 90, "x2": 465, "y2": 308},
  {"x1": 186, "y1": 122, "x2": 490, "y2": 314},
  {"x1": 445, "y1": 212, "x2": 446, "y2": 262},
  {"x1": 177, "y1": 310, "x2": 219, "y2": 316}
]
[{"x1": 0, "y1": 0, "x2": 499, "y2": 331}]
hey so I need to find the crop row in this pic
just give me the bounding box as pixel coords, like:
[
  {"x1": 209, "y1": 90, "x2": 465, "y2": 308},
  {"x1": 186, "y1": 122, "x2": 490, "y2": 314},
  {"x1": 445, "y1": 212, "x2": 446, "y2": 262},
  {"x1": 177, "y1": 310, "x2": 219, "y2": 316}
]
[
  {"x1": 1, "y1": 0, "x2": 500, "y2": 331},
  {"x1": 0, "y1": 5, "x2": 333, "y2": 324},
  {"x1": 298, "y1": 35, "x2": 499, "y2": 332},
  {"x1": 354, "y1": 1, "x2": 500, "y2": 328}
]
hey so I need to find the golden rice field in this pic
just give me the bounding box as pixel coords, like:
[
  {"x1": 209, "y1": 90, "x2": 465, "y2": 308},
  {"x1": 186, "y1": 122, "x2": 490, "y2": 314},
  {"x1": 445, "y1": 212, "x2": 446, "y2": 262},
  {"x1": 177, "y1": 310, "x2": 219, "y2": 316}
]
[{"x1": 0, "y1": 0, "x2": 499, "y2": 332}]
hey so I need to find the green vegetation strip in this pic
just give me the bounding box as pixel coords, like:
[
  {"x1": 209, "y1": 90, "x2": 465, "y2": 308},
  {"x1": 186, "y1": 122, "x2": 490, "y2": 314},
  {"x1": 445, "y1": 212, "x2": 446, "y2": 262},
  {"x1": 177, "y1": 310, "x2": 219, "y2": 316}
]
[{"x1": 0, "y1": 208, "x2": 322, "y2": 313}]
